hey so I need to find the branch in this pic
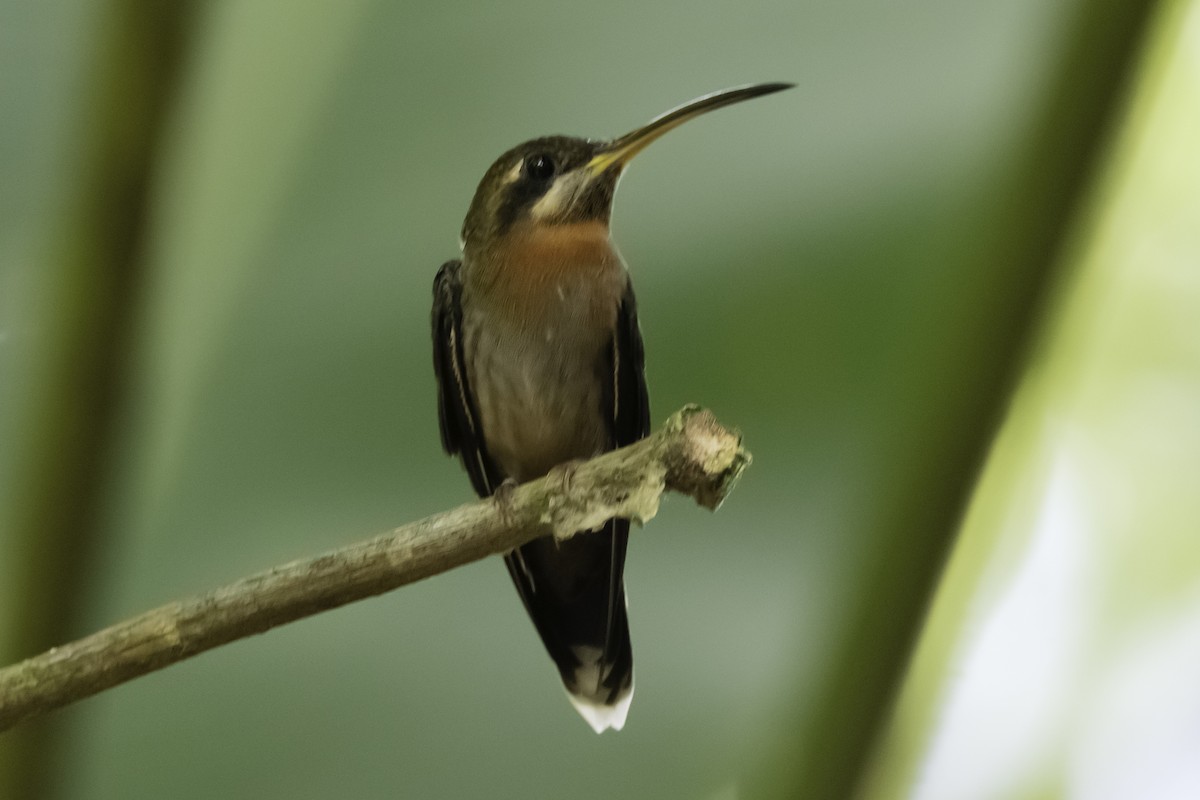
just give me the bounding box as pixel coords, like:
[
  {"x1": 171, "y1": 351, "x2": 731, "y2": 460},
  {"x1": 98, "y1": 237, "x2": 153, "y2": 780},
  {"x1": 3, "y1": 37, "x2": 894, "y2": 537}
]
[{"x1": 0, "y1": 405, "x2": 749, "y2": 732}]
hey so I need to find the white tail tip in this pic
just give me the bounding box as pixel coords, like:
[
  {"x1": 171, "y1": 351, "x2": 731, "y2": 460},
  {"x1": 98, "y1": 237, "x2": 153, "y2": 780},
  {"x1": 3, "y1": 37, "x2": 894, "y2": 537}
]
[{"x1": 566, "y1": 682, "x2": 634, "y2": 733}]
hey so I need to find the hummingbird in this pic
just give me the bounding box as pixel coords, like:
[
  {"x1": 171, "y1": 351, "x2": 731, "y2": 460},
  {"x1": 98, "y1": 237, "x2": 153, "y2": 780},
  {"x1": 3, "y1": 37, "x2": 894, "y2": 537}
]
[{"x1": 431, "y1": 82, "x2": 791, "y2": 732}]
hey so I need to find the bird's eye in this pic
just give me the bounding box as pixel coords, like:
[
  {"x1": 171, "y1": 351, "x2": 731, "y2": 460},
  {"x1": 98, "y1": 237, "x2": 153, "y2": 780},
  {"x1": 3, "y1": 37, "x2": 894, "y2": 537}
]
[{"x1": 524, "y1": 154, "x2": 555, "y2": 181}]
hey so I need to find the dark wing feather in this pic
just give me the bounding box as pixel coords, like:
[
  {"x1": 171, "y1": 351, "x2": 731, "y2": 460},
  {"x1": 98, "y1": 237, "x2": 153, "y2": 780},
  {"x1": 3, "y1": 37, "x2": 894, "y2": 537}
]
[
  {"x1": 596, "y1": 280, "x2": 650, "y2": 621},
  {"x1": 610, "y1": 279, "x2": 651, "y2": 446},
  {"x1": 431, "y1": 259, "x2": 500, "y2": 497},
  {"x1": 598, "y1": 278, "x2": 650, "y2": 668}
]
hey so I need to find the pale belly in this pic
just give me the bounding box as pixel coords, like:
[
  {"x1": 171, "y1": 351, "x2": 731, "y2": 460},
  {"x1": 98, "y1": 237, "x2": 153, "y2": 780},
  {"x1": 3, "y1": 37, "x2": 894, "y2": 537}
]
[
  {"x1": 466, "y1": 315, "x2": 611, "y2": 483},
  {"x1": 463, "y1": 271, "x2": 624, "y2": 482}
]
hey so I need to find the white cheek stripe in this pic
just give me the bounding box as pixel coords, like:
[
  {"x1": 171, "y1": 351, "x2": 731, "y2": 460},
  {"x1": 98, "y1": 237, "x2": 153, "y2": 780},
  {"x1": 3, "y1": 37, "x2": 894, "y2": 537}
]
[{"x1": 531, "y1": 172, "x2": 587, "y2": 220}]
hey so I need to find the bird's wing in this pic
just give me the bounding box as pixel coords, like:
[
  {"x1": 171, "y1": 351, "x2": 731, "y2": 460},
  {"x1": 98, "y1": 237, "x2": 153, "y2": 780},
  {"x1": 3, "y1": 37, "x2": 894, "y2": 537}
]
[
  {"x1": 609, "y1": 279, "x2": 652, "y2": 447},
  {"x1": 431, "y1": 259, "x2": 501, "y2": 497},
  {"x1": 595, "y1": 277, "x2": 651, "y2": 613}
]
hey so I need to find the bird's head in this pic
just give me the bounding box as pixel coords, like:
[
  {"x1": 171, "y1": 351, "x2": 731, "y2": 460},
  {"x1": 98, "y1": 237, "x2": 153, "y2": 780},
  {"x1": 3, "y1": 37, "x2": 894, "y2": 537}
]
[{"x1": 459, "y1": 82, "x2": 793, "y2": 258}]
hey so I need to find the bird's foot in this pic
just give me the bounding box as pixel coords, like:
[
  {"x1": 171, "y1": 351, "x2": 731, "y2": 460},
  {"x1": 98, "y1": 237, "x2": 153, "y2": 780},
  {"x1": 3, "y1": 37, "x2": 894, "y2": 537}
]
[
  {"x1": 492, "y1": 478, "x2": 519, "y2": 524},
  {"x1": 544, "y1": 458, "x2": 618, "y2": 543},
  {"x1": 548, "y1": 459, "x2": 586, "y2": 496}
]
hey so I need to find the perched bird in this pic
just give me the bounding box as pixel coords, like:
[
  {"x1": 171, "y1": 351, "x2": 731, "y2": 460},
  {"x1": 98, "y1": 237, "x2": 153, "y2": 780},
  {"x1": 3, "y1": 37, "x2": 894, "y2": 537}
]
[{"x1": 431, "y1": 83, "x2": 791, "y2": 732}]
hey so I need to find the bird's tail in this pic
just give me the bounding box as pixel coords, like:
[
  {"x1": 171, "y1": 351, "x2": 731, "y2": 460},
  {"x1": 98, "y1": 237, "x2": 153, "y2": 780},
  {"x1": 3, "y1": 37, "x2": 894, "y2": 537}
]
[
  {"x1": 504, "y1": 518, "x2": 634, "y2": 733},
  {"x1": 561, "y1": 601, "x2": 633, "y2": 733}
]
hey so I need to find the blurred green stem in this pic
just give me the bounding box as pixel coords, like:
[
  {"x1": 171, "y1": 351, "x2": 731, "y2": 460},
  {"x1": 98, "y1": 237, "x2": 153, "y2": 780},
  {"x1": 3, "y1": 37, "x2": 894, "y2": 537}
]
[
  {"x1": 766, "y1": 0, "x2": 1160, "y2": 797},
  {"x1": 0, "y1": 3, "x2": 195, "y2": 798}
]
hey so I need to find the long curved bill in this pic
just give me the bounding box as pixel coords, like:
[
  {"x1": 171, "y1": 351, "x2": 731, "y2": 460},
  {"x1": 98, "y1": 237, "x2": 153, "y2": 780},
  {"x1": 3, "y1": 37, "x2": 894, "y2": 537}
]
[{"x1": 587, "y1": 82, "x2": 793, "y2": 175}]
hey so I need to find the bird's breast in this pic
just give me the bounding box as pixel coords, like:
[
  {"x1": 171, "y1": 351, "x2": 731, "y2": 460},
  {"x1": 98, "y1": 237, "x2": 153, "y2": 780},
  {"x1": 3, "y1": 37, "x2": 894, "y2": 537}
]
[{"x1": 461, "y1": 223, "x2": 627, "y2": 482}]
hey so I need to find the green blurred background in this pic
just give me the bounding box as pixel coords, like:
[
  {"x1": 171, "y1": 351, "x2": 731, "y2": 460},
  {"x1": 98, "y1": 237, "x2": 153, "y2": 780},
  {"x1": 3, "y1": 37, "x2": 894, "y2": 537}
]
[{"x1": 2, "y1": 0, "x2": 1196, "y2": 798}]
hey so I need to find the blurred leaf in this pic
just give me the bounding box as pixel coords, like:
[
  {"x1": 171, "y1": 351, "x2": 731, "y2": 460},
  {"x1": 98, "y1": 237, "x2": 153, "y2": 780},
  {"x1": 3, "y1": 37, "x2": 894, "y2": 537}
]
[
  {"x1": 862, "y1": 1, "x2": 1200, "y2": 795},
  {"x1": 0, "y1": 2, "x2": 196, "y2": 798}
]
